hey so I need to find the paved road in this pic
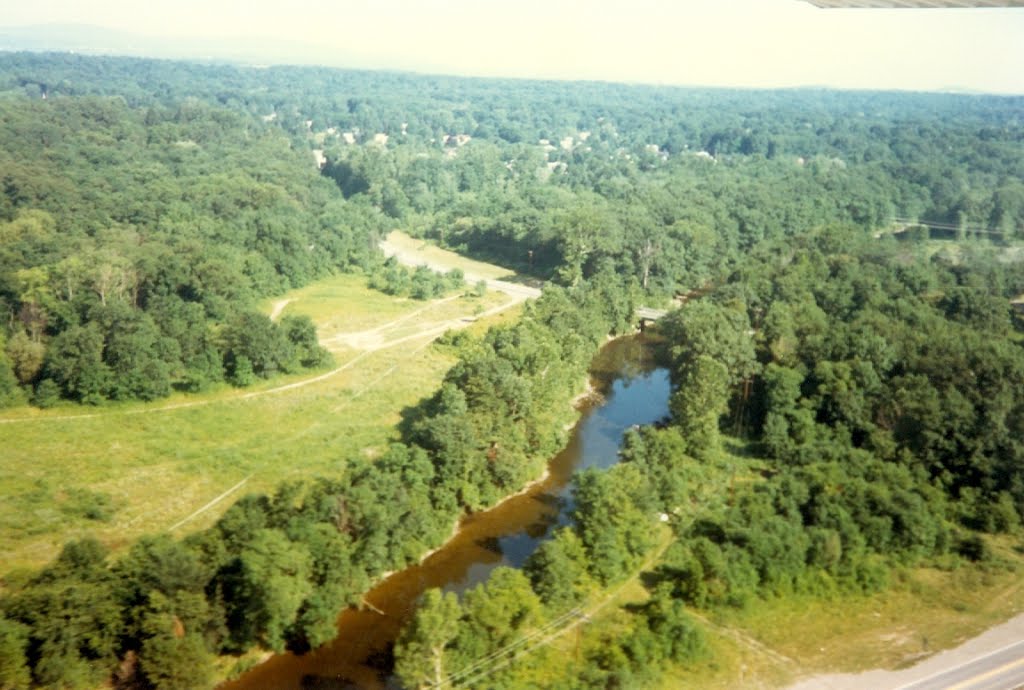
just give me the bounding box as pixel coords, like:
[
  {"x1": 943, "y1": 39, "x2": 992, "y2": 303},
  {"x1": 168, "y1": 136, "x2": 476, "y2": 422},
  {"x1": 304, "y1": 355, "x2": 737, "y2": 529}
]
[
  {"x1": 380, "y1": 237, "x2": 668, "y2": 319},
  {"x1": 895, "y1": 640, "x2": 1024, "y2": 690}
]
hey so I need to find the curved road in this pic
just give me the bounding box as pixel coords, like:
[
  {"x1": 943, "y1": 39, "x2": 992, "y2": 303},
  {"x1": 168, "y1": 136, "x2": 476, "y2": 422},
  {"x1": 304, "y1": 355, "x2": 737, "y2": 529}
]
[
  {"x1": 379, "y1": 235, "x2": 667, "y2": 319},
  {"x1": 895, "y1": 640, "x2": 1024, "y2": 690},
  {"x1": 379, "y1": 235, "x2": 541, "y2": 301}
]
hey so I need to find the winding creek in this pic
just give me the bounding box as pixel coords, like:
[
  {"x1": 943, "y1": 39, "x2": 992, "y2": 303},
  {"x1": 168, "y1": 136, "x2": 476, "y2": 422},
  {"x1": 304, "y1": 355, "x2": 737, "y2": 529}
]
[{"x1": 224, "y1": 335, "x2": 672, "y2": 690}]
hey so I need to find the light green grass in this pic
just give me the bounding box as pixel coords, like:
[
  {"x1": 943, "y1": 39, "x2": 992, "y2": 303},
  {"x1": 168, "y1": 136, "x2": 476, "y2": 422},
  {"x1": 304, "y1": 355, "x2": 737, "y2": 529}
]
[
  {"x1": 716, "y1": 543, "x2": 1024, "y2": 679},
  {"x1": 1, "y1": 273, "x2": 515, "y2": 572},
  {"x1": 650, "y1": 542, "x2": 1024, "y2": 689}
]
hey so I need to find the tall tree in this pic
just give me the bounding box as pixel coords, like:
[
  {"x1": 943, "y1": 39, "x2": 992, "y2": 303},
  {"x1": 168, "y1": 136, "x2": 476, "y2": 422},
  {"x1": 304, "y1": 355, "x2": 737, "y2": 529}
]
[{"x1": 394, "y1": 589, "x2": 462, "y2": 690}]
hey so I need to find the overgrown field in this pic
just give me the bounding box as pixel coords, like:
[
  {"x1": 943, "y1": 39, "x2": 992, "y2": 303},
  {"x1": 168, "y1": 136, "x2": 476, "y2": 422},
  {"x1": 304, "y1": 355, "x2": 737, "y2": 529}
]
[
  {"x1": 1, "y1": 273, "x2": 515, "y2": 572},
  {"x1": 658, "y1": 542, "x2": 1024, "y2": 688}
]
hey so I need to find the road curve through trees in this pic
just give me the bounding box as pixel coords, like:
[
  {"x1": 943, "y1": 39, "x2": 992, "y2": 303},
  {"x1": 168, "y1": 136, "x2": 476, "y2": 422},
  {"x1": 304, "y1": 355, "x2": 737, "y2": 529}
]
[{"x1": 378, "y1": 233, "x2": 667, "y2": 319}]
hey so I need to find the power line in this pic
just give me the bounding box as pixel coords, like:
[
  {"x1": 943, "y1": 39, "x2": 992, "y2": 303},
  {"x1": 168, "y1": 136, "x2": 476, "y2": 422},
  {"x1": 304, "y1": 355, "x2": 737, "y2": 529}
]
[
  {"x1": 434, "y1": 606, "x2": 584, "y2": 688},
  {"x1": 890, "y1": 216, "x2": 1012, "y2": 237}
]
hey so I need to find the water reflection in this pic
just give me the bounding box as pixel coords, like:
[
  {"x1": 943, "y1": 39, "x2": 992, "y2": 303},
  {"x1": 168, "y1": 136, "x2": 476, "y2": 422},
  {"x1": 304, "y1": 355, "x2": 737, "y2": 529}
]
[{"x1": 225, "y1": 336, "x2": 671, "y2": 690}]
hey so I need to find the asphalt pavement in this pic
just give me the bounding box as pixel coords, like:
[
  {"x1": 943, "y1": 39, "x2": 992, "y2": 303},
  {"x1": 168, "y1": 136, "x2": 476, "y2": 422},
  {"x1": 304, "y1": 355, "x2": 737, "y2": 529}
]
[{"x1": 895, "y1": 640, "x2": 1024, "y2": 690}]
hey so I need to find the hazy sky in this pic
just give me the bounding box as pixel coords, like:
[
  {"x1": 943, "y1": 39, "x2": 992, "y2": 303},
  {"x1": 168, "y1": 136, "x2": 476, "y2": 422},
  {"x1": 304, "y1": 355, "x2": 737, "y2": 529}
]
[{"x1": 4, "y1": 0, "x2": 1024, "y2": 93}]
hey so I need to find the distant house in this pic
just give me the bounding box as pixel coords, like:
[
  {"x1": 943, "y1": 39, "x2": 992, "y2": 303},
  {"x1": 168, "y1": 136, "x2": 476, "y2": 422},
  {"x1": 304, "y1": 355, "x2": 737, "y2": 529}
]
[
  {"x1": 443, "y1": 134, "x2": 472, "y2": 147},
  {"x1": 1012, "y1": 296, "x2": 1024, "y2": 315}
]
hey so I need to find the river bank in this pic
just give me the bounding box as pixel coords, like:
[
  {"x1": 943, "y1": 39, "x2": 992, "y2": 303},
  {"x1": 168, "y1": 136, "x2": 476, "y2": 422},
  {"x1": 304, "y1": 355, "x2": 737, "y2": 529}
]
[{"x1": 221, "y1": 334, "x2": 669, "y2": 689}]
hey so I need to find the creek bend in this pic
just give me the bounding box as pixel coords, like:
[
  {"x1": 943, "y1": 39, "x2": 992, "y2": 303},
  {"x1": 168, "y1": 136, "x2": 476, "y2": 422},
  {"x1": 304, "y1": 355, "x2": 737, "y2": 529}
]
[{"x1": 223, "y1": 335, "x2": 671, "y2": 690}]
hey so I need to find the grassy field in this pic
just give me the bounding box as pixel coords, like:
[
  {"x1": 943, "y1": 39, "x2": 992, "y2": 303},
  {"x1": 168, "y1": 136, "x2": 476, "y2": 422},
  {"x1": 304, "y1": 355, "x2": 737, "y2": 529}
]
[
  {"x1": 656, "y1": 546, "x2": 1024, "y2": 688},
  {"x1": 1, "y1": 272, "x2": 520, "y2": 573}
]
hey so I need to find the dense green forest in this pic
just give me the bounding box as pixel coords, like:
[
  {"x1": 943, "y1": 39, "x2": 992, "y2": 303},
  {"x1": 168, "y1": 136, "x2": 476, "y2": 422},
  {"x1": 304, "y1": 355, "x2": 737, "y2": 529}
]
[
  {"x1": 392, "y1": 232, "x2": 1024, "y2": 689},
  {"x1": 0, "y1": 92, "x2": 366, "y2": 405},
  {"x1": 2, "y1": 53, "x2": 1023, "y2": 406},
  {"x1": 1, "y1": 52, "x2": 1023, "y2": 689}
]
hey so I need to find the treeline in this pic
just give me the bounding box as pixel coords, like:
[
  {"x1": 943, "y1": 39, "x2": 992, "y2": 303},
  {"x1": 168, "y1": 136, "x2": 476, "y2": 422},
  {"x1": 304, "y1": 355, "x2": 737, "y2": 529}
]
[
  {"x1": 314, "y1": 85, "x2": 1023, "y2": 292},
  {"x1": 301, "y1": 72, "x2": 1023, "y2": 291},
  {"x1": 394, "y1": 231, "x2": 1024, "y2": 688},
  {"x1": 0, "y1": 93, "x2": 384, "y2": 407},
  {"x1": 3, "y1": 54, "x2": 1022, "y2": 406},
  {"x1": 0, "y1": 274, "x2": 635, "y2": 689},
  {"x1": 367, "y1": 260, "x2": 468, "y2": 300},
  {"x1": 4, "y1": 54, "x2": 1024, "y2": 288}
]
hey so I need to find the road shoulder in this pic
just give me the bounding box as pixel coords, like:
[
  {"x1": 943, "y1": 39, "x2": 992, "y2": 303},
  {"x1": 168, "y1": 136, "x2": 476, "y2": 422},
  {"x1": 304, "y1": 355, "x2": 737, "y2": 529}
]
[{"x1": 789, "y1": 613, "x2": 1024, "y2": 690}]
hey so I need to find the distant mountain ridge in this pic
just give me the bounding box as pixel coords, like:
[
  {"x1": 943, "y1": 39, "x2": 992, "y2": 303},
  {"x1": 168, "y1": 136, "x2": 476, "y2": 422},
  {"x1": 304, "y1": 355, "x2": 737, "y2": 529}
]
[
  {"x1": 0, "y1": 22, "x2": 366, "y2": 68},
  {"x1": 0, "y1": 22, "x2": 1017, "y2": 95}
]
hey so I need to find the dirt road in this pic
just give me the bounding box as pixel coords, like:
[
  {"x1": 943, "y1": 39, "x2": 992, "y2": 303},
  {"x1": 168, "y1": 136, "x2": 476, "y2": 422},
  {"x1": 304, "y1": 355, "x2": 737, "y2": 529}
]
[{"x1": 379, "y1": 232, "x2": 541, "y2": 301}]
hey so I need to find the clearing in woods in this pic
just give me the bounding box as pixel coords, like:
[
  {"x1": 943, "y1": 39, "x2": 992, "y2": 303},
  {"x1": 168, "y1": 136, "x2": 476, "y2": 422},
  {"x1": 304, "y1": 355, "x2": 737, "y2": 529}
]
[{"x1": 0, "y1": 262, "x2": 525, "y2": 572}]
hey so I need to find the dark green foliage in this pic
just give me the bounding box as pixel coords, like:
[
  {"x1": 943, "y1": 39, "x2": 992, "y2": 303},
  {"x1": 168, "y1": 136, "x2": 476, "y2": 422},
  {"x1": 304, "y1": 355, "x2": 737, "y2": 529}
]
[
  {"x1": 366, "y1": 257, "x2": 461, "y2": 300},
  {"x1": 660, "y1": 301, "x2": 759, "y2": 387},
  {"x1": 410, "y1": 265, "x2": 445, "y2": 300},
  {"x1": 42, "y1": 324, "x2": 110, "y2": 404},
  {"x1": 670, "y1": 355, "x2": 730, "y2": 460},
  {"x1": 452, "y1": 568, "x2": 541, "y2": 666},
  {"x1": 222, "y1": 311, "x2": 296, "y2": 382},
  {"x1": 94, "y1": 305, "x2": 176, "y2": 401},
  {"x1": 2, "y1": 540, "x2": 123, "y2": 689},
  {"x1": 280, "y1": 314, "x2": 332, "y2": 369},
  {"x1": 954, "y1": 532, "x2": 991, "y2": 562},
  {"x1": 30, "y1": 379, "x2": 60, "y2": 408},
  {"x1": 619, "y1": 426, "x2": 695, "y2": 512},
  {"x1": 625, "y1": 585, "x2": 707, "y2": 665},
  {"x1": 393, "y1": 589, "x2": 462, "y2": 690},
  {"x1": 394, "y1": 573, "x2": 542, "y2": 690},
  {"x1": 139, "y1": 631, "x2": 215, "y2": 690},
  {"x1": 0, "y1": 616, "x2": 31, "y2": 690},
  {"x1": 4, "y1": 51, "x2": 1024, "y2": 689},
  {"x1": 524, "y1": 528, "x2": 592, "y2": 610},
  {"x1": 738, "y1": 231, "x2": 1024, "y2": 516},
  {"x1": 571, "y1": 466, "x2": 657, "y2": 585},
  {"x1": 228, "y1": 529, "x2": 313, "y2": 652}
]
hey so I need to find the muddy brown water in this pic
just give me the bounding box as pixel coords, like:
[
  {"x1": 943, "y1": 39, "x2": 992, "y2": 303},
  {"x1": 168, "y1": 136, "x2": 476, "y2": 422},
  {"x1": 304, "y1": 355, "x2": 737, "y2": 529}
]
[{"x1": 223, "y1": 335, "x2": 671, "y2": 690}]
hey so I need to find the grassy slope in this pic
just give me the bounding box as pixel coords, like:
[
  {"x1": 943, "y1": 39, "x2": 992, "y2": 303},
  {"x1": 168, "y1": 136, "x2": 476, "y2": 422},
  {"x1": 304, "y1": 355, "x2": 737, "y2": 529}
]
[{"x1": 1, "y1": 273, "x2": 517, "y2": 572}]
